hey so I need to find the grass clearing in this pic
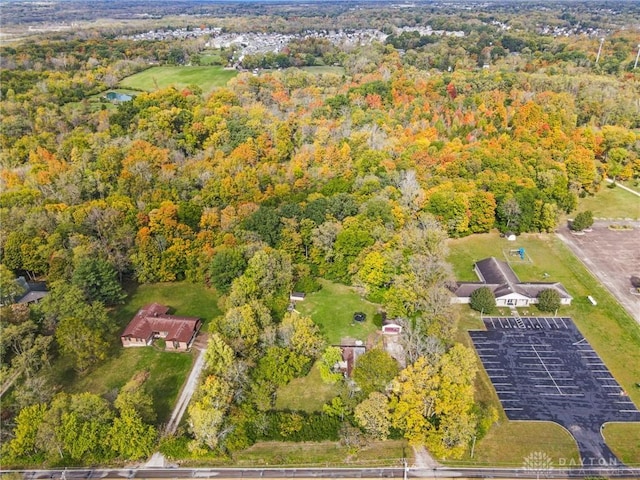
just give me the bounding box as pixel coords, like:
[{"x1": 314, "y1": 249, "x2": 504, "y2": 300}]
[
  {"x1": 275, "y1": 361, "x2": 339, "y2": 412},
  {"x1": 119, "y1": 66, "x2": 237, "y2": 94},
  {"x1": 602, "y1": 423, "x2": 640, "y2": 466},
  {"x1": 448, "y1": 232, "x2": 640, "y2": 462},
  {"x1": 575, "y1": 184, "x2": 640, "y2": 220},
  {"x1": 47, "y1": 282, "x2": 219, "y2": 424},
  {"x1": 300, "y1": 66, "x2": 346, "y2": 76},
  {"x1": 296, "y1": 279, "x2": 381, "y2": 345},
  {"x1": 232, "y1": 440, "x2": 407, "y2": 467},
  {"x1": 455, "y1": 421, "x2": 580, "y2": 467}
]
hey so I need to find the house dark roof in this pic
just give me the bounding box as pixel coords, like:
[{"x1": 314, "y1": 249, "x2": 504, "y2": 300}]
[
  {"x1": 121, "y1": 303, "x2": 201, "y2": 343},
  {"x1": 475, "y1": 257, "x2": 520, "y2": 285},
  {"x1": 14, "y1": 278, "x2": 48, "y2": 304},
  {"x1": 453, "y1": 257, "x2": 572, "y2": 301}
]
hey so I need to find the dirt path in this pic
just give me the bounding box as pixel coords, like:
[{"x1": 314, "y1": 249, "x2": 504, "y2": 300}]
[{"x1": 411, "y1": 445, "x2": 439, "y2": 469}]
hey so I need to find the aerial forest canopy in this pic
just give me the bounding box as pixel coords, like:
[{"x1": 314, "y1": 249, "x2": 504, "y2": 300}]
[{"x1": 0, "y1": 0, "x2": 639, "y2": 466}]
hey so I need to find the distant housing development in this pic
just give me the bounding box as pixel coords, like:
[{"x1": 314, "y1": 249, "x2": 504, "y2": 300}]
[
  {"x1": 121, "y1": 303, "x2": 201, "y2": 351},
  {"x1": 451, "y1": 257, "x2": 572, "y2": 307}
]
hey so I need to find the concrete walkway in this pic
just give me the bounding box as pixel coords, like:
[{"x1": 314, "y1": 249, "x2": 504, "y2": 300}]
[{"x1": 605, "y1": 178, "x2": 640, "y2": 198}]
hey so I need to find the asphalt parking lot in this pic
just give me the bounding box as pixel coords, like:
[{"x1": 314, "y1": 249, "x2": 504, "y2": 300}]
[
  {"x1": 557, "y1": 222, "x2": 640, "y2": 323},
  {"x1": 470, "y1": 317, "x2": 640, "y2": 465}
]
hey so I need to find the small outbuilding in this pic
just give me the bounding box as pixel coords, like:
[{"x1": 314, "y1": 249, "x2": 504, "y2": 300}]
[
  {"x1": 382, "y1": 319, "x2": 403, "y2": 335},
  {"x1": 290, "y1": 292, "x2": 306, "y2": 302}
]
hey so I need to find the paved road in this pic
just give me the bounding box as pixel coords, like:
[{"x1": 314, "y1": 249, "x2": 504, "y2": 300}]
[{"x1": 7, "y1": 465, "x2": 640, "y2": 480}]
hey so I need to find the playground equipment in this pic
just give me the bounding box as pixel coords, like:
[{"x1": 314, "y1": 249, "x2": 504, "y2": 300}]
[{"x1": 510, "y1": 247, "x2": 525, "y2": 260}]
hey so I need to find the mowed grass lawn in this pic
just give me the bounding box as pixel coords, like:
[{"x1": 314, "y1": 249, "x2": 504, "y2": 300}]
[
  {"x1": 465, "y1": 421, "x2": 580, "y2": 467},
  {"x1": 275, "y1": 362, "x2": 338, "y2": 412},
  {"x1": 575, "y1": 183, "x2": 640, "y2": 219},
  {"x1": 447, "y1": 232, "x2": 640, "y2": 462},
  {"x1": 50, "y1": 282, "x2": 220, "y2": 424},
  {"x1": 297, "y1": 279, "x2": 381, "y2": 345},
  {"x1": 119, "y1": 66, "x2": 237, "y2": 94},
  {"x1": 602, "y1": 422, "x2": 640, "y2": 465}
]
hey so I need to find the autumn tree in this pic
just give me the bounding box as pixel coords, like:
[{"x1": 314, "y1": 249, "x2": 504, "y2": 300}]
[
  {"x1": 354, "y1": 392, "x2": 391, "y2": 440},
  {"x1": 187, "y1": 375, "x2": 233, "y2": 451},
  {"x1": 391, "y1": 345, "x2": 477, "y2": 459}
]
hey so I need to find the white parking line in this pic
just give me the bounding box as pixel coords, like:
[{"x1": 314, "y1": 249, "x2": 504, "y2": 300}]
[{"x1": 540, "y1": 393, "x2": 584, "y2": 397}]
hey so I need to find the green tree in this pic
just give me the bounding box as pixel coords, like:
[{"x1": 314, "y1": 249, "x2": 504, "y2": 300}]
[
  {"x1": 537, "y1": 289, "x2": 561, "y2": 313},
  {"x1": 114, "y1": 371, "x2": 156, "y2": 424},
  {"x1": 204, "y1": 333, "x2": 235, "y2": 378},
  {"x1": 354, "y1": 392, "x2": 391, "y2": 440},
  {"x1": 570, "y1": 210, "x2": 594, "y2": 232},
  {"x1": 187, "y1": 375, "x2": 233, "y2": 450},
  {"x1": 0, "y1": 264, "x2": 25, "y2": 305},
  {"x1": 254, "y1": 346, "x2": 311, "y2": 386},
  {"x1": 54, "y1": 300, "x2": 112, "y2": 371},
  {"x1": 36, "y1": 392, "x2": 113, "y2": 462},
  {"x1": 353, "y1": 348, "x2": 399, "y2": 396},
  {"x1": 108, "y1": 407, "x2": 157, "y2": 460},
  {"x1": 318, "y1": 346, "x2": 344, "y2": 384},
  {"x1": 72, "y1": 257, "x2": 125, "y2": 305},
  {"x1": 6, "y1": 403, "x2": 47, "y2": 459},
  {"x1": 278, "y1": 313, "x2": 324, "y2": 358},
  {"x1": 469, "y1": 287, "x2": 495, "y2": 314},
  {"x1": 209, "y1": 248, "x2": 247, "y2": 293}
]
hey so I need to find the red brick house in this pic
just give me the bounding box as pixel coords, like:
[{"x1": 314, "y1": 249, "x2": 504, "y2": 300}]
[{"x1": 121, "y1": 303, "x2": 201, "y2": 352}]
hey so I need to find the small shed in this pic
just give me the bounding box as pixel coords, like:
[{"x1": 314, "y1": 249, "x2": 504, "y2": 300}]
[
  {"x1": 290, "y1": 292, "x2": 306, "y2": 302},
  {"x1": 382, "y1": 319, "x2": 403, "y2": 335}
]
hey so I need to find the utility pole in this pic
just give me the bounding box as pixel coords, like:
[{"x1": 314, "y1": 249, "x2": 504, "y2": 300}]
[
  {"x1": 596, "y1": 37, "x2": 605, "y2": 64},
  {"x1": 634, "y1": 44, "x2": 640, "y2": 70}
]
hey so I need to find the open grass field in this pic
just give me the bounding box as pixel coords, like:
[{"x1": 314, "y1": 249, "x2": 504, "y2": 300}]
[
  {"x1": 602, "y1": 422, "x2": 640, "y2": 465},
  {"x1": 232, "y1": 440, "x2": 407, "y2": 467},
  {"x1": 576, "y1": 184, "x2": 640, "y2": 220},
  {"x1": 275, "y1": 362, "x2": 339, "y2": 412},
  {"x1": 119, "y1": 66, "x2": 237, "y2": 94},
  {"x1": 296, "y1": 279, "x2": 381, "y2": 345},
  {"x1": 300, "y1": 66, "x2": 346, "y2": 75},
  {"x1": 448, "y1": 232, "x2": 640, "y2": 463},
  {"x1": 456, "y1": 421, "x2": 580, "y2": 467},
  {"x1": 47, "y1": 282, "x2": 220, "y2": 424}
]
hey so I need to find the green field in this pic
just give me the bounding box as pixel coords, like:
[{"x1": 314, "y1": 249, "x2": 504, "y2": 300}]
[
  {"x1": 300, "y1": 66, "x2": 345, "y2": 76},
  {"x1": 602, "y1": 422, "x2": 640, "y2": 465},
  {"x1": 576, "y1": 183, "x2": 640, "y2": 219},
  {"x1": 119, "y1": 66, "x2": 238, "y2": 94},
  {"x1": 48, "y1": 282, "x2": 220, "y2": 424},
  {"x1": 296, "y1": 279, "x2": 381, "y2": 345},
  {"x1": 275, "y1": 361, "x2": 339, "y2": 412},
  {"x1": 463, "y1": 421, "x2": 580, "y2": 467},
  {"x1": 447, "y1": 232, "x2": 640, "y2": 461},
  {"x1": 232, "y1": 440, "x2": 407, "y2": 467}
]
